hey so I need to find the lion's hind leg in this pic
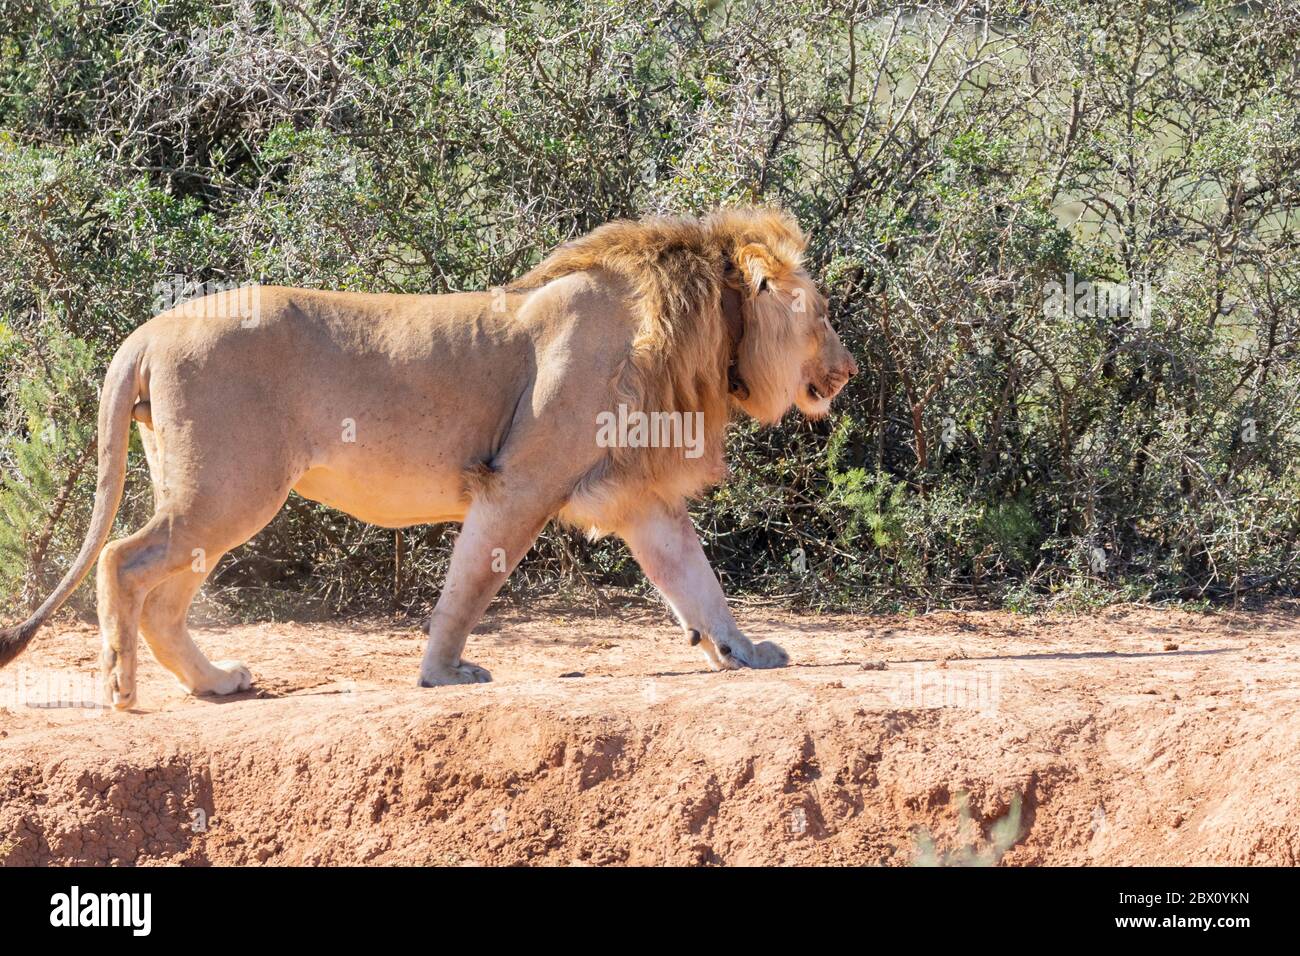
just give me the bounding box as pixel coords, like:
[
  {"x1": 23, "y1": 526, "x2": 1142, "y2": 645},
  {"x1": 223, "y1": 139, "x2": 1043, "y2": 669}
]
[
  {"x1": 96, "y1": 512, "x2": 204, "y2": 710},
  {"x1": 140, "y1": 551, "x2": 250, "y2": 698},
  {"x1": 98, "y1": 478, "x2": 292, "y2": 709}
]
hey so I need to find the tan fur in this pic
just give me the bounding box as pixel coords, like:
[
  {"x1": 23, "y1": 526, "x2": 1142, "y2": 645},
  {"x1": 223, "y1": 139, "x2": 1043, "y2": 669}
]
[{"x1": 0, "y1": 207, "x2": 857, "y2": 706}]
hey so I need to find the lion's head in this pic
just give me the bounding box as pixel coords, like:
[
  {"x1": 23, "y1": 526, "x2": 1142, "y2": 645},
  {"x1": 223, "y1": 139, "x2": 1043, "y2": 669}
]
[
  {"x1": 511, "y1": 205, "x2": 858, "y2": 514},
  {"x1": 706, "y1": 208, "x2": 858, "y2": 425}
]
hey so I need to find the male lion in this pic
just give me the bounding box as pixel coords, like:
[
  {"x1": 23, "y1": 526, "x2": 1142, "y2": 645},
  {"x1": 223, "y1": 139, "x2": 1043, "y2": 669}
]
[{"x1": 0, "y1": 207, "x2": 857, "y2": 708}]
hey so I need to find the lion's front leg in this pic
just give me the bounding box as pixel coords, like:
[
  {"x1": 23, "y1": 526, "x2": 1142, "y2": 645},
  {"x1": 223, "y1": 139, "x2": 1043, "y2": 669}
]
[
  {"x1": 417, "y1": 497, "x2": 550, "y2": 687},
  {"x1": 618, "y1": 499, "x2": 789, "y2": 671}
]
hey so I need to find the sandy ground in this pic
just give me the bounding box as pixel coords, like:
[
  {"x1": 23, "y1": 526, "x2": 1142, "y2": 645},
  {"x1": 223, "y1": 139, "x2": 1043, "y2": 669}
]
[{"x1": 1, "y1": 598, "x2": 1297, "y2": 866}]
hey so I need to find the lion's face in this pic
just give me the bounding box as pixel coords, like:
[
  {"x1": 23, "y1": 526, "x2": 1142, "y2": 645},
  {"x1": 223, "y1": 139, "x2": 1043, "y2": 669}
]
[{"x1": 733, "y1": 268, "x2": 858, "y2": 424}]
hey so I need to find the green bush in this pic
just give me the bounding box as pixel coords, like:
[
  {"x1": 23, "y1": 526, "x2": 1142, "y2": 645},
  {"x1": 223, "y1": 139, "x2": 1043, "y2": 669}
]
[{"x1": 1, "y1": 0, "x2": 1297, "y2": 617}]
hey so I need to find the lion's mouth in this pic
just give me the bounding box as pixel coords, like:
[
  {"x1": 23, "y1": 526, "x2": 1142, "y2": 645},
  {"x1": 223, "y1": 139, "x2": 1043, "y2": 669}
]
[
  {"x1": 797, "y1": 355, "x2": 857, "y2": 419},
  {"x1": 797, "y1": 379, "x2": 835, "y2": 419}
]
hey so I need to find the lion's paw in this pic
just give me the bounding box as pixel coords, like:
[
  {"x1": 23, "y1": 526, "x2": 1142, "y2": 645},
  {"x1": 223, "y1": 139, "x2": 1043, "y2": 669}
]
[
  {"x1": 748, "y1": 640, "x2": 790, "y2": 669},
  {"x1": 192, "y1": 660, "x2": 253, "y2": 697},
  {"x1": 418, "y1": 662, "x2": 493, "y2": 687},
  {"x1": 715, "y1": 639, "x2": 790, "y2": 670},
  {"x1": 109, "y1": 683, "x2": 137, "y2": 711}
]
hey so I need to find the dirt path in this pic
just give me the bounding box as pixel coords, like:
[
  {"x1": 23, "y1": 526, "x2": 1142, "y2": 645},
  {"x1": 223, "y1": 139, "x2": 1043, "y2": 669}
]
[{"x1": 1, "y1": 600, "x2": 1297, "y2": 866}]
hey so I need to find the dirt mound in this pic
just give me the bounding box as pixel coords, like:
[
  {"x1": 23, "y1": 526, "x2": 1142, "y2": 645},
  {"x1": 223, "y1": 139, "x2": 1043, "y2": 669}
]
[{"x1": 2, "y1": 602, "x2": 1297, "y2": 865}]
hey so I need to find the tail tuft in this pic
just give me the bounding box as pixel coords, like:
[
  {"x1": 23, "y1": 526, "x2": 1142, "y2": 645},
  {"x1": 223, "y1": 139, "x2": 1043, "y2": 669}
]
[{"x1": 0, "y1": 619, "x2": 40, "y2": 669}]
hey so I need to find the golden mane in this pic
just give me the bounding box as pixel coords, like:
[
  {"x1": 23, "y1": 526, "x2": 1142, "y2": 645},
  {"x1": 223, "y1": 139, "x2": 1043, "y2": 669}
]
[{"x1": 509, "y1": 206, "x2": 809, "y2": 529}]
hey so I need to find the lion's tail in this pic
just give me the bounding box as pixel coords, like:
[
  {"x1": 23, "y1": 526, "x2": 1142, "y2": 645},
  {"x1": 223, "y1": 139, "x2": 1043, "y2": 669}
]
[{"x1": 0, "y1": 338, "x2": 143, "y2": 668}]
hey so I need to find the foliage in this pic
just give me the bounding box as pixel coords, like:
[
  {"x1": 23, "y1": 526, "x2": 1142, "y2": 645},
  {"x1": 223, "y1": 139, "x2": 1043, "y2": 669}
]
[{"x1": 1, "y1": 0, "x2": 1297, "y2": 617}]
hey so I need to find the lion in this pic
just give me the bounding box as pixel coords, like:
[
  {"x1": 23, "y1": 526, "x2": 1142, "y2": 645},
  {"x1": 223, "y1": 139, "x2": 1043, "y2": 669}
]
[{"x1": 0, "y1": 206, "x2": 857, "y2": 708}]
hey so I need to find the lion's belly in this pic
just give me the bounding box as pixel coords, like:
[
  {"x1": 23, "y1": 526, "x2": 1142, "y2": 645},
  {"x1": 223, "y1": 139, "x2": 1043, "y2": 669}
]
[{"x1": 292, "y1": 465, "x2": 468, "y2": 528}]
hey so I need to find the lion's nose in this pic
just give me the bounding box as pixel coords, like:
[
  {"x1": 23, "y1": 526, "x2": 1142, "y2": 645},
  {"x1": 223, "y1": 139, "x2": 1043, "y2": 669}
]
[{"x1": 832, "y1": 351, "x2": 859, "y2": 383}]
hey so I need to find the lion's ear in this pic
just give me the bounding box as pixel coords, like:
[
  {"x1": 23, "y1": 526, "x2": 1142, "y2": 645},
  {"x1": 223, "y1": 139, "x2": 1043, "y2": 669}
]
[{"x1": 734, "y1": 242, "x2": 777, "y2": 295}]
